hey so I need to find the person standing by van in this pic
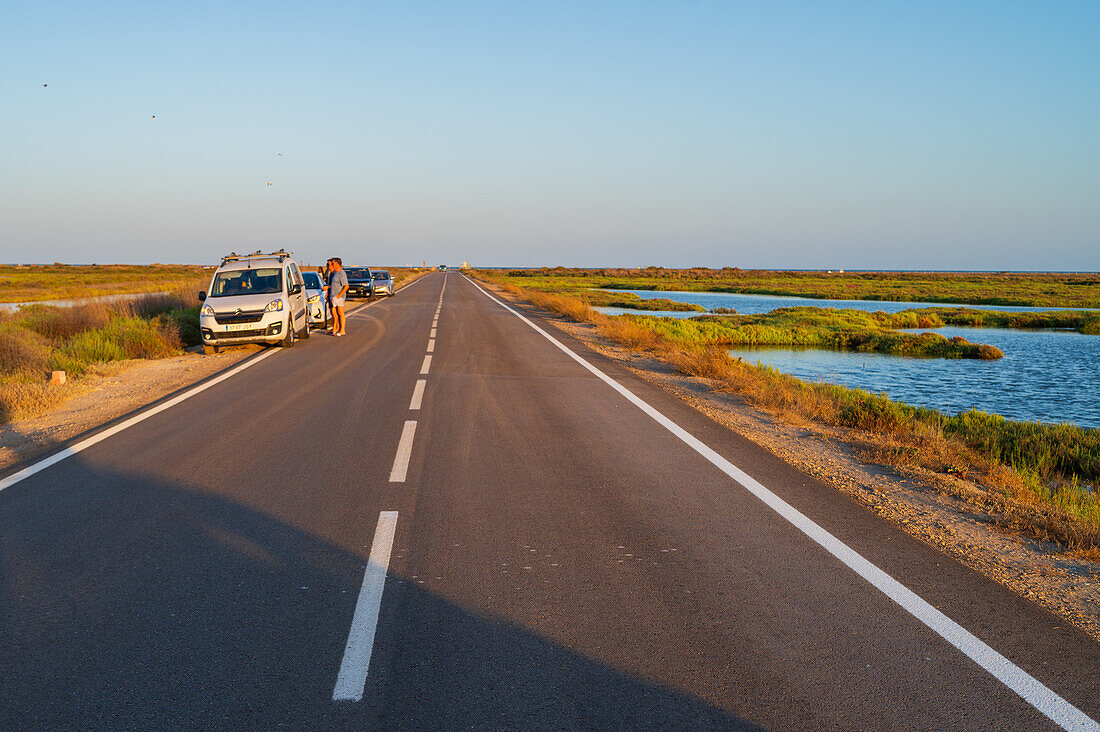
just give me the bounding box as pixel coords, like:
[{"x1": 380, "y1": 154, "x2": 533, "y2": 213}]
[{"x1": 328, "y1": 257, "x2": 349, "y2": 336}]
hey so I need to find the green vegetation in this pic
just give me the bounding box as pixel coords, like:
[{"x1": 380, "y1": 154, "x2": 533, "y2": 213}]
[
  {"x1": 477, "y1": 274, "x2": 1100, "y2": 555},
  {"x1": 906, "y1": 307, "x2": 1100, "y2": 335},
  {"x1": 0, "y1": 289, "x2": 200, "y2": 423},
  {"x1": 498, "y1": 266, "x2": 1100, "y2": 308},
  {"x1": 675, "y1": 307, "x2": 1003, "y2": 358}
]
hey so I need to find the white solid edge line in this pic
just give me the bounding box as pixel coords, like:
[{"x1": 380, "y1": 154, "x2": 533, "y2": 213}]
[
  {"x1": 333, "y1": 510, "x2": 399, "y2": 702},
  {"x1": 427, "y1": 339, "x2": 435, "y2": 353},
  {"x1": 464, "y1": 275, "x2": 1099, "y2": 732},
  {"x1": 409, "y1": 379, "x2": 426, "y2": 410},
  {"x1": 0, "y1": 348, "x2": 280, "y2": 493},
  {"x1": 420, "y1": 355, "x2": 432, "y2": 375},
  {"x1": 389, "y1": 421, "x2": 417, "y2": 482}
]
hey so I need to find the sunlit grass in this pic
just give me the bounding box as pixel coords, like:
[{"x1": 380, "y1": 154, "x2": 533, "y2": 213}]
[
  {"x1": 0, "y1": 264, "x2": 210, "y2": 303},
  {"x1": 499, "y1": 266, "x2": 1100, "y2": 308}
]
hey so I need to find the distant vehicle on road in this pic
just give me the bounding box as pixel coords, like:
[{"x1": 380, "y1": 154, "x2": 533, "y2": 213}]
[
  {"x1": 301, "y1": 270, "x2": 329, "y2": 329},
  {"x1": 198, "y1": 250, "x2": 310, "y2": 354},
  {"x1": 371, "y1": 270, "x2": 395, "y2": 296},
  {"x1": 437, "y1": 264, "x2": 448, "y2": 271},
  {"x1": 345, "y1": 267, "x2": 374, "y2": 299}
]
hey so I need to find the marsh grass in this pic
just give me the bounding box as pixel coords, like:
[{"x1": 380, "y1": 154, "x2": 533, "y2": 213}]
[
  {"x1": 483, "y1": 276, "x2": 1100, "y2": 554},
  {"x1": 0, "y1": 285, "x2": 206, "y2": 423},
  {"x1": 498, "y1": 266, "x2": 1100, "y2": 308}
]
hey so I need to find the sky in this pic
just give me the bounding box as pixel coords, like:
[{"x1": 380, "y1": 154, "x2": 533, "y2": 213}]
[{"x1": 1, "y1": 1, "x2": 1098, "y2": 270}]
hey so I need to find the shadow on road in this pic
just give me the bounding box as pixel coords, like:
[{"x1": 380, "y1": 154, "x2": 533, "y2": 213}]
[{"x1": 0, "y1": 454, "x2": 761, "y2": 730}]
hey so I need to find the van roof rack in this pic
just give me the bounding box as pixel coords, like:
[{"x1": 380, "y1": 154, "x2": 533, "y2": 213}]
[{"x1": 221, "y1": 250, "x2": 293, "y2": 266}]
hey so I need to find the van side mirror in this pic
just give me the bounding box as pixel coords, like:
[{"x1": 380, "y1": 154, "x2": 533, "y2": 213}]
[
  {"x1": 288, "y1": 283, "x2": 302, "y2": 295},
  {"x1": 198, "y1": 291, "x2": 206, "y2": 301}
]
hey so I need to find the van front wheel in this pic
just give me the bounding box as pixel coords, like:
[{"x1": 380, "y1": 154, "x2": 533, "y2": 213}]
[{"x1": 281, "y1": 317, "x2": 295, "y2": 348}]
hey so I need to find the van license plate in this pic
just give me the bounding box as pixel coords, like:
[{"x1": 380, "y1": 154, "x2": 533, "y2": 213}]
[{"x1": 225, "y1": 323, "x2": 252, "y2": 331}]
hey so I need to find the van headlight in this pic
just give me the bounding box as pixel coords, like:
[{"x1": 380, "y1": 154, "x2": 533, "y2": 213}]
[
  {"x1": 307, "y1": 294, "x2": 320, "y2": 304},
  {"x1": 265, "y1": 299, "x2": 284, "y2": 312},
  {"x1": 201, "y1": 304, "x2": 215, "y2": 316}
]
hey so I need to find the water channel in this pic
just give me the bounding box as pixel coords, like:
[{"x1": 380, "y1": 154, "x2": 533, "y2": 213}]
[
  {"x1": 596, "y1": 290, "x2": 1100, "y2": 428},
  {"x1": 0, "y1": 291, "x2": 173, "y2": 313}
]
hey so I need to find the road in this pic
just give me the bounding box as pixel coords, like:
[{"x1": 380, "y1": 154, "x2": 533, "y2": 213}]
[{"x1": 2, "y1": 272, "x2": 1098, "y2": 730}]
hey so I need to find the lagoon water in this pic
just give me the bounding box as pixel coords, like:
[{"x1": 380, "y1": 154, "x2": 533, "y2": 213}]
[
  {"x1": 598, "y1": 288, "x2": 1092, "y2": 317},
  {"x1": 596, "y1": 290, "x2": 1100, "y2": 428}
]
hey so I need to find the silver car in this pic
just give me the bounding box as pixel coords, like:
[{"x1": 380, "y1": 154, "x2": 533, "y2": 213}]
[
  {"x1": 302, "y1": 270, "x2": 330, "y2": 328},
  {"x1": 371, "y1": 269, "x2": 395, "y2": 296}
]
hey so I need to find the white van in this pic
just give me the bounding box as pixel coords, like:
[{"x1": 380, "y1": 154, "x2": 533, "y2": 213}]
[{"x1": 198, "y1": 251, "x2": 310, "y2": 354}]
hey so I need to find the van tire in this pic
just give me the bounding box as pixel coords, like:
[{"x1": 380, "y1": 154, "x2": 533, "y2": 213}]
[
  {"x1": 281, "y1": 318, "x2": 295, "y2": 348},
  {"x1": 300, "y1": 317, "x2": 310, "y2": 340}
]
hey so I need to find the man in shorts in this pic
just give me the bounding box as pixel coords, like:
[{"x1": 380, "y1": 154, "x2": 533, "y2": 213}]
[{"x1": 327, "y1": 257, "x2": 349, "y2": 336}]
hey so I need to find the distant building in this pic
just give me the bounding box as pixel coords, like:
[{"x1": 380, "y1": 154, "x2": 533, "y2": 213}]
[{"x1": 460, "y1": 261, "x2": 470, "y2": 269}]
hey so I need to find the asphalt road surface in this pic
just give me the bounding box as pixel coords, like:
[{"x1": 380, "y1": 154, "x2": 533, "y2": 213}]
[{"x1": 2, "y1": 272, "x2": 1098, "y2": 730}]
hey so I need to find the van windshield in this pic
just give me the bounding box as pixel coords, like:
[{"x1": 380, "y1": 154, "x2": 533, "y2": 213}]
[{"x1": 210, "y1": 267, "x2": 283, "y2": 297}]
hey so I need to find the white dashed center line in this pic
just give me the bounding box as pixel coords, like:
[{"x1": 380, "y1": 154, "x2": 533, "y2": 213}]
[
  {"x1": 427, "y1": 339, "x2": 435, "y2": 353},
  {"x1": 409, "y1": 379, "x2": 426, "y2": 410},
  {"x1": 430, "y1": 328, "x2": 437, "y2": 338},
  {"x1": 420, "y1": 355, "x2": 432, "y2": 375},
  {"x1": 333, "y1": 511, "x2": 399, "y2": 702},
  {"x1": 389, "y1": 421, "x2": 417, "y2": 482}
]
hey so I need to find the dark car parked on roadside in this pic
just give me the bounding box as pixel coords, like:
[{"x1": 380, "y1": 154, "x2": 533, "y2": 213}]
[{"x1": 344, "y1": 267, "x2": 374, "y2": 299}]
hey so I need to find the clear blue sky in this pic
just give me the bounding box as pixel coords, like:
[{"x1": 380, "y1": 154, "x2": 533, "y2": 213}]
[{"x1": 2, "y1": 1, "x2": 1097, "y2": 269}]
